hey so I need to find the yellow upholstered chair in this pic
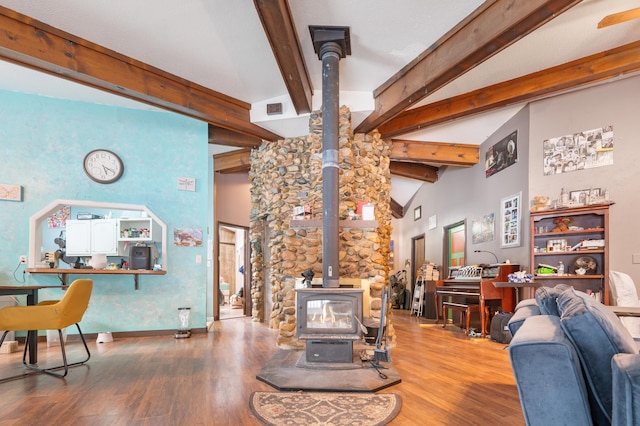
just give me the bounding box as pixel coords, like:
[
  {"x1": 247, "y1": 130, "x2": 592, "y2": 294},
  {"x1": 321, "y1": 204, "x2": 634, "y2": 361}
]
[{"x1": 0, "y1": 279, "x2": 93, "y2": 380}]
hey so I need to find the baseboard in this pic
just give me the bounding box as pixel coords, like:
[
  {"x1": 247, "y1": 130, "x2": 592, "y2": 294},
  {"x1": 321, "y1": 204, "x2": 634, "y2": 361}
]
[{"x1": 14, "y1": 327, "x2": 208, "y2": 343}]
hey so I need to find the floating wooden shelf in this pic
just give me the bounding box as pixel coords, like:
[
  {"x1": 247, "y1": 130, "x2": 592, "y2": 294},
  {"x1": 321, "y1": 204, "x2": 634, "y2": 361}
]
[
  {"x1": 26, "y1": 268, "x2": 166, "y2": 290},
  {"x1": 290, "y1": 219, "x2": 379, "y2": 229}
]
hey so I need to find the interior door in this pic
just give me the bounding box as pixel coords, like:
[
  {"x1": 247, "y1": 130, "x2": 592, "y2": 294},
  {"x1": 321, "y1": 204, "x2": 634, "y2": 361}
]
[
  {"x1": 441, "y1": 221, "x2": 466, "y2": 323},
  {"x1": 447, "y1": 222, "x2": 466, "y2": 268},
  {"x1": 411, "y1": 234, "x2": 425, "y2": 295}
]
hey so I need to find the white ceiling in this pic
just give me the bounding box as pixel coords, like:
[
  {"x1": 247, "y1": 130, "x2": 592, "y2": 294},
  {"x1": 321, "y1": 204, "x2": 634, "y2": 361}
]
[{"x1": 0, "y1": 0, "x2": 639, "y2": 207}]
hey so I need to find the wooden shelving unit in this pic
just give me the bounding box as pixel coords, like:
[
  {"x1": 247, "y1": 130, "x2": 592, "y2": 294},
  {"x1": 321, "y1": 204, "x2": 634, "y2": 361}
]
[{"x1": 530, "y1": 203, "x2": 611, "y2": 304}]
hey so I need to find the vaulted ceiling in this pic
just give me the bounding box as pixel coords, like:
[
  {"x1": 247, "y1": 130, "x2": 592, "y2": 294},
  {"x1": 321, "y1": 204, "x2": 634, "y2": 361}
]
[{"x1": 0, "y1": 0, "x2": 639, "y2": 216}]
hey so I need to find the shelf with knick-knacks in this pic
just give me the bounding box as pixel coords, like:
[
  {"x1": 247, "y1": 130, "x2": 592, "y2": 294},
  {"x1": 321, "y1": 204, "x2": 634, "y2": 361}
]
[
  {"x1": 290, "y1": 201, "x2": 378, "y2": 229},
  {"x1": 117, "y1": 217, "x2": 158, "y2": 242},
  {"x1": 530, "y1": 203, "x2": 611, "y2": 305},
  {"x1": 290, "y1": 219, "x2": 379, "y2": 229}
]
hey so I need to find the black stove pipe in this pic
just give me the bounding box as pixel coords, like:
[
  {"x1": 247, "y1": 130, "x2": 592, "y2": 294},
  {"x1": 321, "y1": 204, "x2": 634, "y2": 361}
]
[{"x1": 320, "y1": 41, "x2": 341, "y2": 288}]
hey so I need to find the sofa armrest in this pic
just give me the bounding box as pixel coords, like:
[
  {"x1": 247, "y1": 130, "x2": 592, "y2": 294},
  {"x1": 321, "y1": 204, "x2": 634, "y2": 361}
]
[
  {"x1": 612, "y1": 353, "x2": 640, "y2": 425},
  {"x1": 508, "y1": 303, "x2": 540, "y2": 337},
  {"x1": 509, "y1": 315, "x2": 592, "y2": 426}
]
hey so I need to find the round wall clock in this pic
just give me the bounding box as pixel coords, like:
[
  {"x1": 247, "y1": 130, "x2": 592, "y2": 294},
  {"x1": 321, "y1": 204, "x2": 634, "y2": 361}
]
[{"x1": 83, "y1": 149, "x2": 124, "y2": 184}]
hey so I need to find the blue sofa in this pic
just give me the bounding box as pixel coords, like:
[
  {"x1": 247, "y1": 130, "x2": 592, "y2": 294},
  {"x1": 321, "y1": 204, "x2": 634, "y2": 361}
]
[{"x1": 507, "y1": 285, "x2": 640, "y2": 426}]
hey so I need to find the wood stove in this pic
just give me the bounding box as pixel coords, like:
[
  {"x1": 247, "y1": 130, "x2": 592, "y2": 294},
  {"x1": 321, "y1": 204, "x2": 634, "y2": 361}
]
[{"x1": 296, "y1": 287, "x2": 363, "y2": 363}]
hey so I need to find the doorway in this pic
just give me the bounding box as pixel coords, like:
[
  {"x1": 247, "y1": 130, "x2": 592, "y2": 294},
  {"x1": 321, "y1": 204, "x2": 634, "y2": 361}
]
[
  {"x1": 411, "y1": 234, "x2": 425, "y2": 295},
  {"x1": 444, "y1": 220, "x2": 466, "y2": 274},
  {"x1": 216, "y1": 222, "x2": 250, "y2": 320}
]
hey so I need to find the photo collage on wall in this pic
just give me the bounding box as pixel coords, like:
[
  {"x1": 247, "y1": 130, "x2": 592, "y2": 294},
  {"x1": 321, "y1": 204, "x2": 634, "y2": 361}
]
[
  {"x1": 501, "y1": 193, "x2": 521, "y2": 248},
  {"x1": 543, "y1": 126, "x2": 613, "y2": 175}
]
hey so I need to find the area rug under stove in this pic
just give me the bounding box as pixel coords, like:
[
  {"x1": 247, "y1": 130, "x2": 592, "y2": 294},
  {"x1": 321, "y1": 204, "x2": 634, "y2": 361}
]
[{"x1": 249, "y1": 391, "x2": 401, "y2": 426}]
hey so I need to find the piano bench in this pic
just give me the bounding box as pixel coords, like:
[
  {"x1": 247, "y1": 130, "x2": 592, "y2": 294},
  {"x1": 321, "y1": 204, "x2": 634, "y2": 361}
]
[{"x1": 442, "y1": 302, "x2": 489, "y2": 336}]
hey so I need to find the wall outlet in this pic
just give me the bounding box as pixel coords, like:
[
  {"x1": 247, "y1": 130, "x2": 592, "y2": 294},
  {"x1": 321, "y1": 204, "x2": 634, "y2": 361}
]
[{"x1": 19, "y1": 255, "x2": 27, "y2": 264}]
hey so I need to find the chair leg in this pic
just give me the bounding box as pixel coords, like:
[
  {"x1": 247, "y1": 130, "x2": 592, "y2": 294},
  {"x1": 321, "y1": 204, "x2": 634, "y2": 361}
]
[
  {"x1": 0, "y1": 330, "x2": 36, "y2": 383},
  {"x1": 22, "y1": 323, "x2": 91, "y2": 378}
]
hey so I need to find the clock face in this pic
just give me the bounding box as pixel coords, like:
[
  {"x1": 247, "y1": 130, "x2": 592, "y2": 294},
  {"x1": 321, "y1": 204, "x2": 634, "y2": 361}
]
[{"x1": 83, "y1": 149, "x2": 124, "y2": 184}]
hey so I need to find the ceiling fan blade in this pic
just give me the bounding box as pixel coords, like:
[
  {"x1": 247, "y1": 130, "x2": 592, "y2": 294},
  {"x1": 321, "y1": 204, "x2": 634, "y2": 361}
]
[{"x1": 598, "y1": 7, "x2": 640, "y2": 28}]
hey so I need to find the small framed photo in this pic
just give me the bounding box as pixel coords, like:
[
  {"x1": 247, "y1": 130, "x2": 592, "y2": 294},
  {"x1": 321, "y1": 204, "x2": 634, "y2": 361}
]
[
  {"x1": 546, "y1": 238, "x2": 568, "y2": 252},
  {"x1": 0, "y1": 184, "x2": 22, "y2": 202},
  {"x1": 414, "y1": 206, "x2": 422, "y2": 221},
  {"x1": 570, "y1": 188, "x2": 600, "y2": 205}
]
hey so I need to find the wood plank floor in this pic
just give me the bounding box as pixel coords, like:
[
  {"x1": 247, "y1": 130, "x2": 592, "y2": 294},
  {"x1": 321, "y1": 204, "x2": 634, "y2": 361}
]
[{"x1": 0, "y1": 310, "x2": 525, "y2": 425}]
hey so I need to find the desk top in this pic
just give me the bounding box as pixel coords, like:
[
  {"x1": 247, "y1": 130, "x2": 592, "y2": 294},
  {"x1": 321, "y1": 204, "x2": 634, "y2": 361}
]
[
  {"x1": 493, "y1": 281, "x2": 544, "y2": 288},
  {"x1": 26, "y1": 268, "x2": 166, "y2": 276},
  {"x1": 0, "y1": 285, "x2": 64, "y2": 290},
  {"x1": 608, "y1": 306, "x2": 640, "y2": 317}
]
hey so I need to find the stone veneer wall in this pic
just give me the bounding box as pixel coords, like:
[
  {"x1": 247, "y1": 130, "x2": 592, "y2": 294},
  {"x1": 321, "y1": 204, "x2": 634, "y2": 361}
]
[{"x1": 249, "y1": 106, "x2": 393, "y2": 348}]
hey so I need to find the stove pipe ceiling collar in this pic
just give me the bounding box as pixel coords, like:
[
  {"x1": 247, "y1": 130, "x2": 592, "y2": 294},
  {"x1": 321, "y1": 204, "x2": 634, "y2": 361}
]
[{"x1": 309, "y1": 26, "x2": 351, "y2": 60}]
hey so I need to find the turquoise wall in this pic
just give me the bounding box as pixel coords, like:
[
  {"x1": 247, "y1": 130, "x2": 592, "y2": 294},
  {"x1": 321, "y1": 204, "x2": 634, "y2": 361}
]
[{"x1": 0, "y1": 90, "x2": 209, "y2": 333}]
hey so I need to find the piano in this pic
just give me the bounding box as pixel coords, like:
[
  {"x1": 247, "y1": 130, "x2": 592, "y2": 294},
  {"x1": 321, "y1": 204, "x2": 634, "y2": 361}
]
[{"x1": 435, "y1": 263, "x2": 519, "y2": 337}]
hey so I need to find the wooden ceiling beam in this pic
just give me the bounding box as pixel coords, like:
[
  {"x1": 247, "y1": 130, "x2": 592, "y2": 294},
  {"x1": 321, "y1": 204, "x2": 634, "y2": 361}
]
[
  {"x1": 214, "y1": 149, "x2": 253, "y2": 174},
  {"x1": 390, "y1": 198, "x2": 404, "y2": 219},
  {"x1": 380, "y1": 41, "x2": 640, "y2": 138},
  {"x1": 391, "y1": 141, "x2": 478, "y2": 168},
  {"x1": 355, "y1": 0, "x2": 582, "y2": 134},
  {"x1": 0, "y1": 6, "x2": 280, "y2": 142},
  {"x1": 389, "y1": 161, "x2": 439, "y2": 183},
  {"x1": 598, "y1": 7, "x2": 640, "y2": 29},
  {"x1": 254, "y1": 0, "x2": 313, "y2": 114},
  {"x1": 209, "y1": 125, "x2": 264, "y2": 148}
]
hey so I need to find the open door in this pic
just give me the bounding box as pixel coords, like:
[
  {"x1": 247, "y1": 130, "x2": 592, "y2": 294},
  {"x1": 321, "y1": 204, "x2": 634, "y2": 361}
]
[
  {"x1": 216, "y1": 222, "x2": 250, "y2": 320},
  {"x1": 411, "y1": 234, "x2": 425, "y2": 296}
]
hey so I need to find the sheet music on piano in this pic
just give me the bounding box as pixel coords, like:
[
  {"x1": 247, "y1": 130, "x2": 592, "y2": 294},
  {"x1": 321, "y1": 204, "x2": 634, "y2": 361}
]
[
  {"x1": 448, "y1": 265, "x2": 482, "y2": 281},
  {"x1": 448, "y1": 264, "x2": 504, "y2": 280}
]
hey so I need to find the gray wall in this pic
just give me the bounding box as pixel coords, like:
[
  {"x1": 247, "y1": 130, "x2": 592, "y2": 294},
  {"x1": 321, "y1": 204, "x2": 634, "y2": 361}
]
[
  {"x1": 396, "y1": 106, "x2": 531, "y2": 281},
  {"x1": 394, "y1": 73, "x2": 640, "y2": 288},
  {"x1": 529, "y1": 74, "x2": 640, "y2": 283}
]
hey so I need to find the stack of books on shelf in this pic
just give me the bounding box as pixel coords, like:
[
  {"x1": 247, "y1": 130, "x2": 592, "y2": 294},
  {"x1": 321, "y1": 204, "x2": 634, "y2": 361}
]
[{"x1": 421, "y1": 262, "x2": 440, "y2": 281}]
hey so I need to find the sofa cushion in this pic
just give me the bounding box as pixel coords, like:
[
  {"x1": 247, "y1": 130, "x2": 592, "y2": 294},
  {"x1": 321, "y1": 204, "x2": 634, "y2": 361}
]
[
  {"x1": 609, "y1": 271, "x2": 640, "y2": 339},
  {"x1": 557, "y1": 287, "x2": 638, "y2": 425},
  {"x1": 535, "y1": 284, "x2": 572, "y2": 316},
  {"x1": 610, "y1": 271, "x2": 640, "y2": 307}
]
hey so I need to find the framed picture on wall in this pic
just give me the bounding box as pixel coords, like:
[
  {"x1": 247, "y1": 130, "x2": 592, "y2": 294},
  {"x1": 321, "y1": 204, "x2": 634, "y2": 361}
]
[
  {"x1": 472, "y1": 213, "x2": 495, "y2": 244},
  {"x1": 501, "y1": 192, "x2": 521, "y2": 248},
  {"x1": 485, "y1": 130, "x2": 518, "y2": 178},
  {"x1": 414, "y1": 206, "x2": 422, "y2": 221}
]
